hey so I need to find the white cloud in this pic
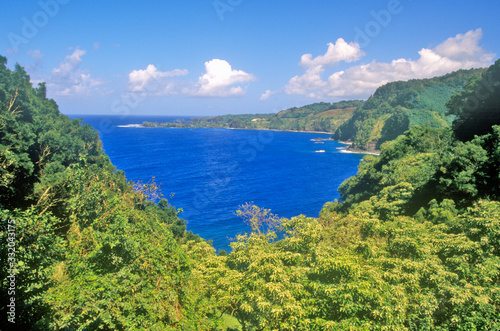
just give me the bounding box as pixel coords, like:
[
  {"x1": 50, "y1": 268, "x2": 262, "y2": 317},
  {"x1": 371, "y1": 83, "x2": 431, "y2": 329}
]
[
  {"x1": 260, "y1": 89, "x2": 276, "y2": 101},
  {"x1": 127, "y1": 59, "x2": 255, "y2": 98},
  {"x1": 54, "y1": 73, "x2": 103, "y2": 96},
  {"x1": 48, "y1": 48, "x2": 104, "y2": 96},
  {"x1": 191, "y1": 59, "x2": 256, "y2": 97},
  {"x1": 52, "y1": 48, "x2": 86, "y2": 77},
  {"x1": 285, "y1": 65, "x2": 327, "y2": 97},
  {"x1": 300, "y1": 38, "x2": 364, "y2": 68},
  {"x1": 434, "y1": 29, "x2": 492, "y2": 64},
  {"x1": 285, "y1": 29, "x2": 495, "y2": 100},
  {"x1": 128, "y1": 64, "x2": 188, "y2": 93},
  {"x1": 285, "y1": 38, "x2": 364, "y2": 97}
]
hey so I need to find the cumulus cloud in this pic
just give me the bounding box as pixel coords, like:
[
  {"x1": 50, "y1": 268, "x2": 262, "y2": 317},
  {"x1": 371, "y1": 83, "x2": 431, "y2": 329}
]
[
  {"x1": 52, "y1": 48, "x2": 86, "y2": 77},
  {"x1": 285, "y1": 65, "x2": 328, "y2": 97},
  {"x1": 48, "y1": 48, "x2": 103, "y2": 96},
  {"x1": 191, "y1": 59, "x2": 257, "y2": 97},
  {"x1": 285, "y1": 29, "x2": 495, "y2": 100},
  {"x1": 260, "y1": 89, "x2": 276, "y2": 101},
  {"x1": 128, "y1": 64, "x2": 188, "y2": 93},
  {"x1": 127, "y1": 59, "x2": 255, "y2": 97},
  {"x1": 285, "y1": 38, "x2": 364, "y2": 97},
  {"x1": 434, "y1": 29, "x2": 492, "y2": 64},
  {"x1": 300, "y1": 38, "x2": 364, "y2": 68}
]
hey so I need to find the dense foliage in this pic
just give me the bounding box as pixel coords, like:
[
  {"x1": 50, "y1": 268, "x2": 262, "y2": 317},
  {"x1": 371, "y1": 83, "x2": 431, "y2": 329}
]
[
  {"x1": 0, "y1": 56, "x2": 211, "y2": 330},
  {"x1": 333, "y1": 68, "x2": 485, "y2": 151},
  {"x1": 186, "y1": 61, "x2": 500, "y2": 329},
  {"x1": 1, "y1": 55, "x2": 499, "y2": 330},
  {"x1": 187, "y1": 198, "x2": 500, "y2": 330},
  {"x1": 338, "y1": 124, "x2": 500, "y2": 212},
  {"x1": 447, "y1": 59, "x2": 500, "y2": 141}
]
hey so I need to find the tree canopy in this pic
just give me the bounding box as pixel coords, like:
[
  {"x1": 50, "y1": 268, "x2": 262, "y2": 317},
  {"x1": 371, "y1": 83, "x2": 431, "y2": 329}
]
[
  {"x1": 0, "y1": 56, "x2": 209, "y2": 330},
  {"x1": 333, "y1": 68, "x2": 484, "y2": 151},
  {"x1": 446, "y1": 59, "x2": 500, "y2": 140},
  {"x1": 1, "y1": 55, "x2": 500, "y2": 330}
]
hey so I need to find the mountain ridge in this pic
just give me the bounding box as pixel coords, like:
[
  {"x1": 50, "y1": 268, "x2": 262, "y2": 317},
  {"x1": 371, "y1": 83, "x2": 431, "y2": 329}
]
[{"x1": 333, "y1": 68, "x2": 486, "y2": 152}]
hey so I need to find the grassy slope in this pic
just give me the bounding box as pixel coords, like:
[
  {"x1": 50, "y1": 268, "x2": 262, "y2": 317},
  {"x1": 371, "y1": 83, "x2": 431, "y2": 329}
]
[{"x1": 333, "y1": 68, "x2": 485, "y2": 152}]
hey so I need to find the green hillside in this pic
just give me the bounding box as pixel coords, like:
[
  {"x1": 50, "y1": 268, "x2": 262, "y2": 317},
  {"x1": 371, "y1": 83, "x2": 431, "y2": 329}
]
[
  {"x1": 1, "y1": 55, "x2": 500, "y2": 330},
  {"x1": 143, "y1": 100, "x2": 364, "y2": 133},
  {"x1": 333, "y1": 68, "x2": 485, "y2": 151},
  {"x1": 0, "y1": 56, "x2": 210, "y2": 330}
]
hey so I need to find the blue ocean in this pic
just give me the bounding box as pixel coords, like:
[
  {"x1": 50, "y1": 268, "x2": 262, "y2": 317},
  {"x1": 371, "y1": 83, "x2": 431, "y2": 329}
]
[{"x1": 71, "y1": 115, "x2": 365, "y2": 251}]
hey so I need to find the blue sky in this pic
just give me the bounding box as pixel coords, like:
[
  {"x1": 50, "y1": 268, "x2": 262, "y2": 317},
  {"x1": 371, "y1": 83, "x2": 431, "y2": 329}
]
[{"x1": 1, "y1": 0, "x2": 499, "y2": 116}]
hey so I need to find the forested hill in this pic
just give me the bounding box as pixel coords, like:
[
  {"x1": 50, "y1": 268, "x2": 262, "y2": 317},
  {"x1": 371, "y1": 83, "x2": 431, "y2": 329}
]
[
  {"x1": 1, "y1": 54, "x2": 500, "y2": 330},
  {"x1": 145, "y1": 69, "x2": 484, "y2": 150},
  {"x1": 0, "y1": 55, "x2": 208, "y2": 329},
  {"x1": 143, "y1": 100, "x2": 364, "y2": 133},
  {"x1": 333, "y1": 68, "x2": 485, "y2": 152}
]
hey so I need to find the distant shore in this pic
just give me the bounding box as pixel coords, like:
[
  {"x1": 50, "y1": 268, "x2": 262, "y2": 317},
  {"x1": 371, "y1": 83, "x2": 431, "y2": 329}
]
[
  {"x1": 225, "y1": 127, "x2": 334, "y2": 135},
  {"x1": 116, "y1": 124, "x2": 380, "y2": 155},
  {"x1": 118, "y1": 123, "x2": 334, "y2": 135}
]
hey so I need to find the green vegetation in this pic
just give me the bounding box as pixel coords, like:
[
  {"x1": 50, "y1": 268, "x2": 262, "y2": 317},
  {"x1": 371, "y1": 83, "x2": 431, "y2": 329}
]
[
  {"x1": 0, "y1": 56, "x2": 209, "y2": 330},
  {"x1": 333, "y1": 68, "x2": 485, "y2": 151},
  {"x1": 150, "y1": 68, "x2": 487, "y2": 154},
  {"x1": 446, "y1": 59, "x2": 500, "y2": 140},
  {"x1": 1, "y1": 55, "x2": 500, "y2": 330},
  {"x1": 143, "y1": 100, "x2": 364, "y2": 133}
]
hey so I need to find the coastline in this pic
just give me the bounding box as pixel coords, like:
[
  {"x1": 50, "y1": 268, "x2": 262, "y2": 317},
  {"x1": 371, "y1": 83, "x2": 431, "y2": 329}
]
[
  {"x1": 118, "y1": 123, "x2": 334, "y2": 135},
  {"x1": 116, "y1": 123, "x2": 380, "y2": 155},
  {"x1": 225, "y1": 127, "x2": 334, "y2": 135}
]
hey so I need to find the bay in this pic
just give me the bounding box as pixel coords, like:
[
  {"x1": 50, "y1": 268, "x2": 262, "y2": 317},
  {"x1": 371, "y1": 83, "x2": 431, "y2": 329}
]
[{"x1": 71, "y1": 115, "x2": 365, "y2": 251}]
